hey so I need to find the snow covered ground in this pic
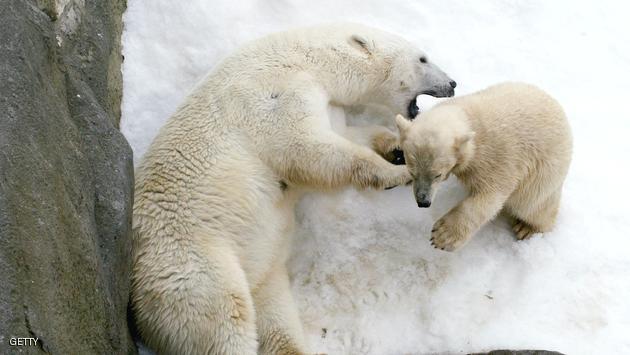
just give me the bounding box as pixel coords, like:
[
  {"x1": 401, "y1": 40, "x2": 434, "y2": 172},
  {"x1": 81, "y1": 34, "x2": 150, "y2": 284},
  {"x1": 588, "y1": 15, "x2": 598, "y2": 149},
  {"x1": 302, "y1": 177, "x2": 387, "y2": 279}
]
[{"x1": 121, "y1": 1, "x2": 630, "y2": 354}]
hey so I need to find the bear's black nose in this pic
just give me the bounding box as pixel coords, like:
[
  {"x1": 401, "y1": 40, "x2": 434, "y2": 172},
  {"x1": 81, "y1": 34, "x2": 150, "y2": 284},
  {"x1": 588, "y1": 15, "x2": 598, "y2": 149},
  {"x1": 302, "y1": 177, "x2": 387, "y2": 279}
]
[
  {"x1": 449, "y1": 80, "x2": 457, "y2": 89},
  {"x1": 417, "y1": 200, "x2": 431, "y2": 208}
]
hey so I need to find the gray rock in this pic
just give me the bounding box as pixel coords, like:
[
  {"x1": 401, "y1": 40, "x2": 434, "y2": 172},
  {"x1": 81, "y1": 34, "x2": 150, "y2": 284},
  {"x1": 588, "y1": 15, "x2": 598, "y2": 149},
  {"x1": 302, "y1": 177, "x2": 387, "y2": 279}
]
[
  {"x1": 470, "y1": 350, "x2": 565, "y2": 355},
  {"x1": 0, "y1": 0, "x2": 135, "y2": 353}
]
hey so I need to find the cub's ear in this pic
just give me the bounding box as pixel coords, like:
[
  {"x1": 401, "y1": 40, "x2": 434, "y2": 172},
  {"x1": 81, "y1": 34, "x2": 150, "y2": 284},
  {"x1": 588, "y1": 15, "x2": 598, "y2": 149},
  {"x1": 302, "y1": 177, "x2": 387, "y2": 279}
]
[
  {"x1": 458, "y1": 131, "x2": 476, "y2": 144},
  {"x1": 395, "y1": 114, "x2": 412, "y2": 135},
  {"x1": 349, "y1": 34, "x2": 374, "y2": 55},
  {"x1": 455, "y1": 131, "x2": 476, "y2": 151}
]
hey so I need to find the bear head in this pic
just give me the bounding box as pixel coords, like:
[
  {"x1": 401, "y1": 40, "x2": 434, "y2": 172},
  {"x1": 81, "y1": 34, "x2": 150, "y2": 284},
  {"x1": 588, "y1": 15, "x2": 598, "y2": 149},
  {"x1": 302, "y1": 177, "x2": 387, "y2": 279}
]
[
  {"x1": 349, "y1": 32, "x2": 457, "y2": 119},
  {"x1": 395, "y1": 107, "x2": 475, "y2": 208}
]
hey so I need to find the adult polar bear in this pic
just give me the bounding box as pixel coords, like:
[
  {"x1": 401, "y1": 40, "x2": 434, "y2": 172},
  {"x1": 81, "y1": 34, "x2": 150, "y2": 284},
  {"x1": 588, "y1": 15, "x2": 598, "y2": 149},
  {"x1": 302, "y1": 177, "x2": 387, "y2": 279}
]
[{"x1": 132, "y1": 23, "x2": 455, "y2": 354}]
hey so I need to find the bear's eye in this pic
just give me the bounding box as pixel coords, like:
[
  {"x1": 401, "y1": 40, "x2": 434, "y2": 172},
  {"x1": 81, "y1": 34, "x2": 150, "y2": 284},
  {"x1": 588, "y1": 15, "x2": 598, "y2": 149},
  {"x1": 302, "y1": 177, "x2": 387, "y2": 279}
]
[
  {"x1": 434, "y1": 174, "x2": 442, "y2": 179},
  {"x1": 419, "y1": 56, "x2": 428, "y2": 63}
]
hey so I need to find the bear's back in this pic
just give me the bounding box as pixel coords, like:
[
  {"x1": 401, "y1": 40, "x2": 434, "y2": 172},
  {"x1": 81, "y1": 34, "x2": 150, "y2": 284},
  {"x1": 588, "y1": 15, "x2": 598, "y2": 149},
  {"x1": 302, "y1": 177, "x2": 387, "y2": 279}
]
[
  {"x1": 450, "y1": 82, "x2": 572, "y2": 175},
  {"x1": 462, "y1": 82, "x2": 570, "y2": 146}
]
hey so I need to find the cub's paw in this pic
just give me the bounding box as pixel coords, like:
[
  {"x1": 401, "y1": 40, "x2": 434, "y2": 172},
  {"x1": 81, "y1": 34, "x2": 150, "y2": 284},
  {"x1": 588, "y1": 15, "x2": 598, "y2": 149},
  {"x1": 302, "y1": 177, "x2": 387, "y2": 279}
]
[
  {"x1": 430, "y1": 217, "x2": 469, "y2": 251},
  {"x1": 512, "y1": 220, "x2": 538, "y2": 240}
]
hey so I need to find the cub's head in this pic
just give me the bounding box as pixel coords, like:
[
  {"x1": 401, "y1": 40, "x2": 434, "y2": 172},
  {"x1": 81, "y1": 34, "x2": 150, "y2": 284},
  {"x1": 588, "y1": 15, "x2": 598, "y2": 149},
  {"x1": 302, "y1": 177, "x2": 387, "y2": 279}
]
[
  {"x1": 349, "y1": 32, "x2": 456, "y2": 118},
  {"x1": 395, "y1": 107, "x2": 475, "y2": 208}
]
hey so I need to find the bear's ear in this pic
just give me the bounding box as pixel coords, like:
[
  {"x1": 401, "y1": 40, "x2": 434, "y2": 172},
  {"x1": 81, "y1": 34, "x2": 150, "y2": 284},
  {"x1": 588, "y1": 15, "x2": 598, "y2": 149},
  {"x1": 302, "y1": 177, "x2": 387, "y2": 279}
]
[
  {"x1": 455, "y1": 131, "x2": 476, "y2": 152},
  {"x1": 395, "y1": 114, "x2": 412, "y2": 135},
  {"x1": 458, "y1": 131, "x2": 476, "y2": 144},
  {"x1": 349, "y1": 34, "x2": 374, "y2": 55}
]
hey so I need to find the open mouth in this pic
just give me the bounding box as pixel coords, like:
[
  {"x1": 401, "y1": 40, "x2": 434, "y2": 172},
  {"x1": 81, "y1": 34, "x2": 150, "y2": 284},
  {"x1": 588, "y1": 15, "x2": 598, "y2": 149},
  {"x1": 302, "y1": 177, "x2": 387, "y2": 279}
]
[
  {"x1": 407, "y1": 97, "x2": 420, "y2": 119},
  {"x1": 407, "y1": 87, "x2": 456, "y2": 119}
]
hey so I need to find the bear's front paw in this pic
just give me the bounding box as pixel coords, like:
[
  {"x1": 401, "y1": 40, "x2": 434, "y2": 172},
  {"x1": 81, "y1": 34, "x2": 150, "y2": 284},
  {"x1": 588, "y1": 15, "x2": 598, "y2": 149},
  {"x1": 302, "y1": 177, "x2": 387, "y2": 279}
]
[
  {"x1": 430, "y1": 217, "x2": 470, "y2": 251},
  {"x1": 383, "y1": 165, "x2": 412, "y2": 190},
  {"x1": 371, "y1": 130, "x2": 400, "y2": 162}
]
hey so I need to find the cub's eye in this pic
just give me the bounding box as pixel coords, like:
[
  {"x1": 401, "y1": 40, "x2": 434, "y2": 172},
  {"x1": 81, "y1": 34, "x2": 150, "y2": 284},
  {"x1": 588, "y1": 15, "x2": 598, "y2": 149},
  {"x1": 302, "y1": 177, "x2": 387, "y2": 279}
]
[
  {"x1": 434, "y1": 174, "x2": 442, "y2": 179},
  {"x1": 419, "y1": 56, "x2": 428, "y2": 63}
]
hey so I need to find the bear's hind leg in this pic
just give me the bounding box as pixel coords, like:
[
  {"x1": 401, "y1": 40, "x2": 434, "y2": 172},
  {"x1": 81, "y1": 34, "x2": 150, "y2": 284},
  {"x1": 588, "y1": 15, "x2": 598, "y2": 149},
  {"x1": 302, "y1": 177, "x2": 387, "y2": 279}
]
[
  {"x1": 510, "y1": 189, "x2": 562, "y2": 240},
  {"x1": 252, "y1": 261, "x2": 307, "y2": 355},
  {"x1": 135, "y1": 241, "x2": 259, "y2": 355},
  {"x1": 511, "y1": 219, "x2": 537, "y2": 240}
]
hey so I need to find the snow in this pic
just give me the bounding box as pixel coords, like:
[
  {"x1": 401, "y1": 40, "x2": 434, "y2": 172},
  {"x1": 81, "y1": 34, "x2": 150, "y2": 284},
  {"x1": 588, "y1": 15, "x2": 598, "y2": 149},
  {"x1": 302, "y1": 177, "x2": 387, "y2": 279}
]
[{"x1": 121, "y1": 1, "x2": 630, "y2": 354}]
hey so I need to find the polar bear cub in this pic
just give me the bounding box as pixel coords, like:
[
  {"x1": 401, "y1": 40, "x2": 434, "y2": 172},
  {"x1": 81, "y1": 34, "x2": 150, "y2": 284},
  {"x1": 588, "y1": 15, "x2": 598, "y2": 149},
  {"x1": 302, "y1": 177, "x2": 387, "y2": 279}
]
[{"x1": 395, "y1": 82, "x2": 572, "y2": 251}]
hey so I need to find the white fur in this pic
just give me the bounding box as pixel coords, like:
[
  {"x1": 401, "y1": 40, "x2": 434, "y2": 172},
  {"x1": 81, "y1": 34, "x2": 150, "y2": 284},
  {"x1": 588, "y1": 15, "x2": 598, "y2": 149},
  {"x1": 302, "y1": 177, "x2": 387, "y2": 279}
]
[
  {"x1": 397, "y1": 82, "x2": 573, "y2": 251},
  {"x1": 131, "y1": 23, "x2": 454, "y2": 354}
]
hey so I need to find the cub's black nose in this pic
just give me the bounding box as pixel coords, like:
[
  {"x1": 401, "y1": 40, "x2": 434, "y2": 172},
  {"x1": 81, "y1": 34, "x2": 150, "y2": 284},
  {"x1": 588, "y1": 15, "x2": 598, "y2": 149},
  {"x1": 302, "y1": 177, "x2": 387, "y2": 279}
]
[
  {"x1": 417, "y1": 200, "x2": 431, "y2": 208},
  {"x1": 449, "y1": 80, "x2": 457, "y2": 89}
]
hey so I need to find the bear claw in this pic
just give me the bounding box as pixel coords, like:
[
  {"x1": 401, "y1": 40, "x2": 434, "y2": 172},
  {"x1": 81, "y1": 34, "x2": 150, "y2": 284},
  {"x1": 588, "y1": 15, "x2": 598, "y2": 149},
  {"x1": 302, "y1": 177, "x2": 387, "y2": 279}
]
[
  {"x1": 430, "y1": 217, "x2": 468, "y2": 251},
  {"x1": 512, "y1": 220, "x2": 537, "y2": 240}
]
